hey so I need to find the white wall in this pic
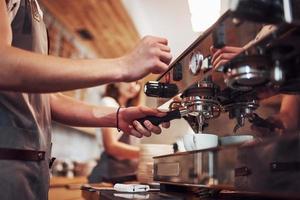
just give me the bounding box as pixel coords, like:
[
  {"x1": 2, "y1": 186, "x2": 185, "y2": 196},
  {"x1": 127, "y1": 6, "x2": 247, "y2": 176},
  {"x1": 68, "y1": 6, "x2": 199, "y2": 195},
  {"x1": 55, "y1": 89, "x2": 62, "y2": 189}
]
[
  {"x1": 122, "y1": 0, "x2": 230, "y2": 59},
  {"x1": 122, "y1": 0, "x2": 200, "y2": 60},
  {"x1": 221, "y1": 0, "x2": 230, "y2": 13}
]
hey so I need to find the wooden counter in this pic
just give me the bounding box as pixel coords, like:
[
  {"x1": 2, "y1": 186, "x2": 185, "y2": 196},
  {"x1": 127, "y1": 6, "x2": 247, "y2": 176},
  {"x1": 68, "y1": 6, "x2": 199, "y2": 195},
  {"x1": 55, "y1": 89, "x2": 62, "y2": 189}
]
[
  {"x1": 49, "y1": 176, "x2": 87, "y2": 200},
  {"x1": 81, "y1": 186, "x2": 299, "y2": 200},
  {"x1": 50, "y1": 176, "x2": 87, "y2": 187}
]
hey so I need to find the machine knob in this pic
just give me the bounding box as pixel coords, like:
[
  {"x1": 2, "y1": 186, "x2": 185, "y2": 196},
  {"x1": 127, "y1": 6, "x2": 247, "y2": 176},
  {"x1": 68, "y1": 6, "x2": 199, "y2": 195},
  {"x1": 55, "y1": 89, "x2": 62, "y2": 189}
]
[
  {"x1": 212, "y1": 22, "x2": 225, "y2": 49},
  {"x1": 189, "y1": 52, "x2": 204, "y2": 75},
  {"x1": 144, "y1": 81, "x2": 179, "y2": 98},
  {"x1": 202, "y1": 56, "x2": 212, "y2": 70},
  {"x1": 173, "y1": 62, "x2": 183, "y2": 81}
]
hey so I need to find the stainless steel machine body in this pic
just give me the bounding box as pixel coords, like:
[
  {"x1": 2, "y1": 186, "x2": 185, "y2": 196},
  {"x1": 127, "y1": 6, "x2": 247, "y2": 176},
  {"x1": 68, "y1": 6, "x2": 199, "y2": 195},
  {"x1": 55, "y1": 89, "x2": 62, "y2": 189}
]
[{"x1": 154, "y1": 146, "x2": 237, "y2": 188}]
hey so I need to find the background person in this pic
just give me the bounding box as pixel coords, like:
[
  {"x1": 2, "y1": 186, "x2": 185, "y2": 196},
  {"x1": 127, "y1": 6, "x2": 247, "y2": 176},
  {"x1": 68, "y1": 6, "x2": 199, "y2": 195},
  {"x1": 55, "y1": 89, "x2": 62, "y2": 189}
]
[{"x1": 88, "y1": 82, "x2": 144, "y2": 183}]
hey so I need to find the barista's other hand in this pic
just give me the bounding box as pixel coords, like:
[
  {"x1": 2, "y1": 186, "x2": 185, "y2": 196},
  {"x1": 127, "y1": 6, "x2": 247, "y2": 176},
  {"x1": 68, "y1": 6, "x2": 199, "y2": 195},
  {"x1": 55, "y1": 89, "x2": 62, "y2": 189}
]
[
  {"x1": 210, "y1": 46, "x2": 244, "y2": 68},
  {"x1": 118, "y1": 106, "x2": 170, "y2": 138},
  {"x1": 121, "y1": 36, "x2": 172, "y2": 82}
]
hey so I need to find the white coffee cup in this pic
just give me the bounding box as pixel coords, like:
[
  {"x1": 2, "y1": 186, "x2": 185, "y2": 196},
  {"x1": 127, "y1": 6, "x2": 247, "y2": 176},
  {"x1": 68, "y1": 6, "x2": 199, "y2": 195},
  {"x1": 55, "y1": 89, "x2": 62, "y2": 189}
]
[
  {"x1": 183, "y1": 134, "x2": 218, "y2": 151},
  {"x1": 219, "y1": 135, "x2": 254, "y2": 146}
]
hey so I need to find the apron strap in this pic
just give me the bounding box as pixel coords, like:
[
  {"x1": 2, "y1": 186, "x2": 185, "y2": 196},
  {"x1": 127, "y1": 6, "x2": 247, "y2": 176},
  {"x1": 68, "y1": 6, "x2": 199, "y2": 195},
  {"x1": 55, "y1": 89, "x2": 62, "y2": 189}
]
[
  {"x1": 0, "y1": 148, "x2": 45, "y2": 161},
  {"x1": 49, "y1": 157, "x2": 56, "y2": 168},
  {"x1": 22, "y1": 0, "x2": 32, "y2": 34}
]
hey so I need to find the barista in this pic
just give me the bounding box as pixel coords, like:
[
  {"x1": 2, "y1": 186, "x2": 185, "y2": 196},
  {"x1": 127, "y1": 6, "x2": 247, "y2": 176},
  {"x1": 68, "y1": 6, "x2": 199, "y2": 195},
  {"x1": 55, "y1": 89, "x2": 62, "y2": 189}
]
[{"x1": 0, "y1": 0, "x2": 171, "y2": 199}]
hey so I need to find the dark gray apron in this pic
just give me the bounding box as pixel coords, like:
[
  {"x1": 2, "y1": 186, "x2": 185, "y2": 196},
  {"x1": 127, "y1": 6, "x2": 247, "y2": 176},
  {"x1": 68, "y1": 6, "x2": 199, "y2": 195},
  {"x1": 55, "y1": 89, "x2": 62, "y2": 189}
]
[
  {"x1": 88, "y1": 133, "x2": 138, "y2": 183},
  {"x1": 0, "y1": 0, "x2": 51, "y2": 199}
]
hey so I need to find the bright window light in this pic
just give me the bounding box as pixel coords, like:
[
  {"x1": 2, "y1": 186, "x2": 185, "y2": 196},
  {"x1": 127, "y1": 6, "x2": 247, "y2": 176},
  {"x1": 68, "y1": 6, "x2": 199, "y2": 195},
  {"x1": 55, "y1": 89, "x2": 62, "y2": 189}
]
[{"x1": 188, "y1": 0, "x2": 221, "y2": 32}]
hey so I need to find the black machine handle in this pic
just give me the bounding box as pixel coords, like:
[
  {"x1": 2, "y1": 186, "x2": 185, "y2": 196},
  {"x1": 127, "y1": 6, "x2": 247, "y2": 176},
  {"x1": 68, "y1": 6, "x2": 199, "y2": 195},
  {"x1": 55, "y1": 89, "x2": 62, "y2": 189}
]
[
  {"x1": 137, "y1": 109, "x2": 181, "y2": 126},
  {"x1": 249, "y1": 113, "x2": 282, "y2": 132}
]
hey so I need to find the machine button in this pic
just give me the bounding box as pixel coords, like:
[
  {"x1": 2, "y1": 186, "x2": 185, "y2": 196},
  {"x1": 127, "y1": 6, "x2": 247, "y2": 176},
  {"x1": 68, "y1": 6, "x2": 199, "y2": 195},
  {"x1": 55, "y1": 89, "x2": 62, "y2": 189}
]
[
  {"x1": 144, "y1": 81, "x2": 179, "y2": 98},
  {"x1": 212, "y1": 22, "x2": 225, "y2": 49},
  {"x1": 202, "y1": 56, "x2": 212, "y2": 70},
  {"x1": 173, "y1": 62, "x2": 183, "y2": 81}
]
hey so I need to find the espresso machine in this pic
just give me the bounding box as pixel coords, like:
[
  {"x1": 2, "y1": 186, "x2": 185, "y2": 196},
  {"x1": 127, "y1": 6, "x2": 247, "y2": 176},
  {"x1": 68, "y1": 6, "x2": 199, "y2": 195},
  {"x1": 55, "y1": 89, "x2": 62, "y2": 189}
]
[{"x1": 139, "y1": 0, "x2": 300, "y2": 199}]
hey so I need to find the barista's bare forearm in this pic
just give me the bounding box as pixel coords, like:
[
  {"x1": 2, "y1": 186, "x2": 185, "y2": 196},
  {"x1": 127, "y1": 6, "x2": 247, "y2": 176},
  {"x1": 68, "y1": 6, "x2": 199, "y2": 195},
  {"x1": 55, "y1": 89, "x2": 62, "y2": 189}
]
[
  {"x1": 50, "y1": 93, "x2": 168, "y2": 137},
  {"x1": 1, "y1": 1, "x2": 171, "y2": 92},
  {"x1": 0, "y1": 1, "x2": 121, "y2": 92},
  {"x1": 50, "y1": 93, "x2": 117, "y2": 127},
  {"x1": 51, "y1": 93, "x2": 141, "y2": 159},
  {"x1": 0, "y1": 46, "x2": 124, "y2": 92}
]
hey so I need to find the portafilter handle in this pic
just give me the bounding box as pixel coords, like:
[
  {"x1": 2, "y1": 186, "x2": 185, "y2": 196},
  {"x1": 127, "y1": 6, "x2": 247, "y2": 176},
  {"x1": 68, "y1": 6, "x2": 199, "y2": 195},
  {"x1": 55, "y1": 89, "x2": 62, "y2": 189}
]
[
  {"x1": 137, "y1": 109, "x2": 182, "y2": 126},
  {"x1": 248, "y1": 113, "x2": 283, "y2": 132}
]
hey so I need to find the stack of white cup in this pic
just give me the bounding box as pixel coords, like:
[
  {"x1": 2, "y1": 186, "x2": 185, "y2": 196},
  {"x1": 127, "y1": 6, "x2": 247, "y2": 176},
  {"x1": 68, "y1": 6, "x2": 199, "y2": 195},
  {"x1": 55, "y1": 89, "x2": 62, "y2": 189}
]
[{"x1": 137, "y1": 144, "x2": 173, "y2": 183}]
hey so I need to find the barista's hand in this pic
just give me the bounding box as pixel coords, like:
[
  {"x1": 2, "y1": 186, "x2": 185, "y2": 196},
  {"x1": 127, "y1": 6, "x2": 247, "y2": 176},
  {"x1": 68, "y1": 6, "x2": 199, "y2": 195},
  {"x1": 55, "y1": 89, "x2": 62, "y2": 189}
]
[
  {"x1": 118, "y1": 106, "x2": 170, "y2": 138},
  {"x1": 210, "y1": 46, "x2": 244, "y2": 68},
  {"x1": 121, "y1": 36, "x2": 172, "y2": 82}
]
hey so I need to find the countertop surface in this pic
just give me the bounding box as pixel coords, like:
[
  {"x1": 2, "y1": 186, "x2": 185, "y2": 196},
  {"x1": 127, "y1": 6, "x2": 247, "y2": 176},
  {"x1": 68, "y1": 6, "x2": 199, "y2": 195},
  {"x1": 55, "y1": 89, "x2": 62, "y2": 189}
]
[
  {"x1": 81, "y1": 187, "x2": 300, "y2": 200},
  {"x1": 50, "y1": 176, "x2": 87, "y2": 187}
]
